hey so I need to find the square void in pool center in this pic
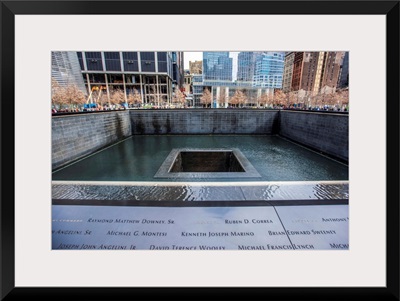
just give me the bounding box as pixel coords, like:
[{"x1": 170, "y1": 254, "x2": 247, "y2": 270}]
[{"x1": 154, "y1": 148, "x2": 261, "y2": 178}]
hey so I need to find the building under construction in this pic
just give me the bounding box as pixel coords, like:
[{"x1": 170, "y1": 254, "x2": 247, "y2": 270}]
[{"x1": 52, "y1": 51, "x2": 184, "y2": 107}]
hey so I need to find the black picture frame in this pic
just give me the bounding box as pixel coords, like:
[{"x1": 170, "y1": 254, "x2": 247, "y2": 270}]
[{"x1": 1, "y1": 1, "x2": 399, "y2": 300}]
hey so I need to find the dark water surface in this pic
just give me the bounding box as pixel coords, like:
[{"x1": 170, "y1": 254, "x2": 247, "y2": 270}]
[{"x1": 52, "y1": 135, "x2": 348, "y2": 182}]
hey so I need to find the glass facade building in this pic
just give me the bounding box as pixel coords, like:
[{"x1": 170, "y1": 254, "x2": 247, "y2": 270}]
[
  {"x1": 203, "y1": 52, "x2": 233, "y2": 82},
  {"x1": 192, "y1": 74, "x2": 205, "y2": 107},
  {"x1": 253, "y1": 52, "x2": 285, "y2": 88},
  {"x1": 194, "y1": 51, "x2": 283, "y2": 107},
  {"x1": 172, "y1": 52, "x2": 185, "y2": 88},
  {"x1": 237, "y1": 52, "x2": 258, "y2": 83}
]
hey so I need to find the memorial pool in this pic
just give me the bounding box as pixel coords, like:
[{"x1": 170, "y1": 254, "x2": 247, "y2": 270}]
[
  {"x1": 52, "y1": 135, "x2": 348, "y2": 182},
  {"x1": 52, "y1": 118, "x2": 349, "y2": 251}
]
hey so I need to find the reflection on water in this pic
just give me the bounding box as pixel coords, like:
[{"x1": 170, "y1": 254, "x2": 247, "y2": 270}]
[{"x1": 52, "y1": 135, "x2": 348, "y2": 182}]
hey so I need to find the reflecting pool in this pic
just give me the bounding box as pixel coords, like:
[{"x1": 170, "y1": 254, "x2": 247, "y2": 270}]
[{"x1": 52, "y1": 135, "x2": 348, "y2": 182}]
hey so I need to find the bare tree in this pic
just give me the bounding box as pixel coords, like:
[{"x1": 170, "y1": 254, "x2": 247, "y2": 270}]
[
  {"x1": 110, "y1": 89, "x2": 125, "y2": 108},
  {"x1": 257, "y1": 93, "x2": 272, "y2": 108},
  {"x1": 307, "y1": 91, "x2": 322, "y2": 108},
  {"x1": 230, "y1": 90, "x2": 247, "y2": 108},
  {"x1": 273, "y1": 90, "x2": 287, "y2": 107},
  {"x1": 324, "y1": 92, "x2": 336, "y2": 108},
  {"x1": 200, "y1": 89, "x2": 212, "y2": 108},
  {"x1": 286, "y1": 91, "x2": 297, "y2": 108},
  {"x1": 64, "y1": 84, "x2": 86, "y2": 110},
  {"x1": 246, "y1": 93, "x2": 257, "y2": 108},
  {"x1": 127, "y1": 89, "x2": 142, "y2": 107},
  {"x1": 97, "y1": 93, "x2": 109, "y2": 109},
  {"x1": 237, "y1": 90, "x2": 247, "y2": 107},
  {"x1": 51, "y1": 78, "x2": 66, "y2": 109},
  {"x1": 173, "y1": 87, "x2": 186, "y2": 108},
  {"x1": 309, "y1": 93, "x2": 316, "y2": 108},
  {"x1": 302, "y1": 91, "x2": 313, "y2": 109},
  {"x1": 229, "y1": 93, "x2": 238, "y2": 107},
  {"x1": 336, "y1": 89, "x2": 349, "y2": 110}
]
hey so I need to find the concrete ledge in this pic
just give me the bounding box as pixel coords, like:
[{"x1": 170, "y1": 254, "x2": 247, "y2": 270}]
[{"x1": 154, "y1": 148, "x2": 261, "y2": 178}]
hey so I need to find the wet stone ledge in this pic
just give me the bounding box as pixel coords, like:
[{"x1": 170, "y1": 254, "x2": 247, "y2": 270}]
[{"x1": 52, "y1": 181, "x2": 349, "y2": 203}]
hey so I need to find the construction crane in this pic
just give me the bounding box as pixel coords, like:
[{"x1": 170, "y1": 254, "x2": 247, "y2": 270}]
[
  {"x1": 86, "y1": 86, "x2": 98, "y2": 104},
  {"x1": 86, "y1": 86, "x2": 106, "y2": 106},
  {"x1": 85, "y1": 86, "x2": 107, "y2": 109}
]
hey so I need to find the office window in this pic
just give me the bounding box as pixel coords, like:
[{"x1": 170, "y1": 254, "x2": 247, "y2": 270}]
[
  {"x1": 85, "y1": 52, "x2": 103, "y2": 71},
  {"x1": 123, "y1": 52, "x2": 139, "y2": 71},
  {"x1": 77, "y1": 52, "x2": 85, "y2": 70},
  {"x1": 104, "y1": 52, "x2": 121, "y2": 71}
]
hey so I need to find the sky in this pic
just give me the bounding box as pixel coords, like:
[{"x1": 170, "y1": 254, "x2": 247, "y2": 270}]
[
  {"x1": 184, "y1": 51, "x2": 239, "y2": 80},
  {"x1": 183, "y1": 52, "x2": 202, "y2": 70}
]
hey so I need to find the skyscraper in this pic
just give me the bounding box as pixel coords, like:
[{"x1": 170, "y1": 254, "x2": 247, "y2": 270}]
[
  {"x1": 338, "y1": 52, "x2": 349, "y2": 88},
  {"x1": 51, "y1": 51, "x2": 86, "y2": 93},
  {"x1": 300, "y1": 52, "x2": 325, "y2": 93},
  {"x1": 237, "y1": 52, "x2": 257, "y2": 83},
  {"x1": 289, "y1": 51, "x2": 344, "y2": 94},
  {"x1": 319, "y1": 52, "x2": 343, "y2": 92},
  {"x1": 253, "y1": 52, "x2": 285, "y2": 88},
  {"x1": 282, "y1": 52, "x2": 295, "y2": 93},
  {"x1": 291, "y1": 52, "x2": 305, "y2": 92},
  {"x1": 198, "y1": 51, "x2": 284, "y2": 108},
  {"x1": 172, "y1": 52, "x2": 185, "y2": 88},
  {"x1": 192, "y1": 74, "x2": 204, "y2": 107},
  {"x1": 203, "y1": 52, "x2": 232, "y2": 82}
]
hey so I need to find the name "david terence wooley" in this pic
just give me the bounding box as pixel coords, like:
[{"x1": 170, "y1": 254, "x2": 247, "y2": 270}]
[{"x1": 150, "y1": 245, "x2": 226, "y2": 250}]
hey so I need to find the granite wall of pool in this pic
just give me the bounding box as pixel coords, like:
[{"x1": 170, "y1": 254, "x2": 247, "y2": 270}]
[
  {"x1": 52, "y1": 111, "x2": 131, "y2": 170},
  {"x1": 279, "y1": 110, "x2": 348, "y2": 162},
  {"x1": 129, "y1": 109, "x2": 280, "y2": 135},
  {"x1": 51, "y1": 109, "x2": 348, "y2": 170}
]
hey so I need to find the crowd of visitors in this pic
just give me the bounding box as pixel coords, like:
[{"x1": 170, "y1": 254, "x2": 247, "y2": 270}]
[{"x1": 52, "y1": 104, "x2": 348, "y2": 115}]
